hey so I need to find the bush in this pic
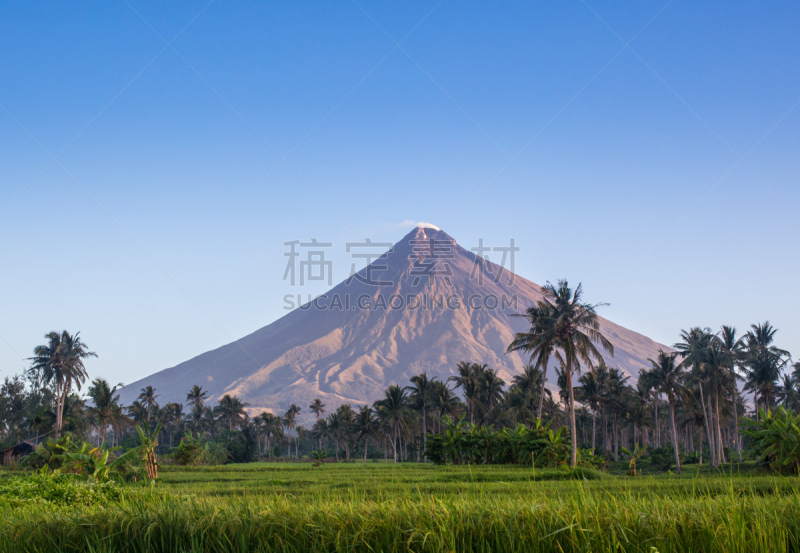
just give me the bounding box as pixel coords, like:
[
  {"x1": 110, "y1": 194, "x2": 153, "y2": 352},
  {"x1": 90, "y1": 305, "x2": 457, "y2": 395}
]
[
  {"x1": 0, "y1": 473, "x2": 126, "y2": 506},
  {"x1": 742, "y1": 407, "x2": 800, "y2": 474},
  {"x1": 171, "y1": 432, "x2": 229, "y2": 466},
  {"x1": 424, "y1": 417, "x2": 589, "y2": 468}
]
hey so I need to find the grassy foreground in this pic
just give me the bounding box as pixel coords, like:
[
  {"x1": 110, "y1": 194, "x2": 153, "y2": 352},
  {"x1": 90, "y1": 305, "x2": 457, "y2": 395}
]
[{"x1": 3, "y1": 462, "x2": 800, "y2": 552}]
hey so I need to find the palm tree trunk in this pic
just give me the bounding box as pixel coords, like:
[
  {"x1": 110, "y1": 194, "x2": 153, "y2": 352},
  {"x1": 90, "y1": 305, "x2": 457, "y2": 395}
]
[
  {"x1": 734, "y1": 393, "x2": 742, "y2": 461},
  {"x1": 392, "y1": 423, "x2": 398, "y2": 463},
  {"x1": 699, "y1": 383, "x2": 717, "y2": 467},
  {"x1": 707, "y1": 392, "x2": 717, "y2": 465},
  {"x1": 100, "y1": 417, "x2": 107, "y2": 446},
  {"x1": 669, "y1": 397, "x2": 681, "y2": 474},
  {"x1": 591, "y1": 411, "x2": 596, "y2": 451},
  {"x1": 364, "y1": 436, "x2": 368, "y2": 463},
  {"x1": 54, "y1": 381, "x2": 62, "y2": 440},
  {"x1": 567, "y1": 360, "x2": 578, "y2": 468},
  {"x1": 536, "y1": 359, "x2": 549, "y2": 420},
  {"x1": 715, "y1": 391, "x2": 726, "y2": 464},
  {"x1": 422, "y1": 403, "x2": 427, "y2": 462},
  {"x1": 654, "y1": 397, "x2": 659, "y2": 448}
]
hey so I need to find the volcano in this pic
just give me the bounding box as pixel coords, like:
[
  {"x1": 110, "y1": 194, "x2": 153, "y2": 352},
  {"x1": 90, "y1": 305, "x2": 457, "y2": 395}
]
[{"x1": 119, "y1": 225, "x2": 667, "y2": 414}]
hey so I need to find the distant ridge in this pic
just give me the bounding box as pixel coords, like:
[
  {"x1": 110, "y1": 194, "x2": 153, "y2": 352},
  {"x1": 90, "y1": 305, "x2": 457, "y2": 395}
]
[{"x1": 119, "y1": 225, "x2": 667, "y2": 416}]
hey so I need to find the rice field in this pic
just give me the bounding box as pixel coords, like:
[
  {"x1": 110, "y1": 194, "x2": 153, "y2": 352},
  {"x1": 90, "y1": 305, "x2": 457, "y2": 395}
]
[{"x1": 3, "y1": 462, "x2": 800, "y2": 552}]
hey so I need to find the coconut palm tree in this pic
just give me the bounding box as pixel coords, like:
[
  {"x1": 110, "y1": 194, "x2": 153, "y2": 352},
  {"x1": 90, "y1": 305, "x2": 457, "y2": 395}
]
[
  {"x1": 334, "y1": 404, "x2": 356, "y2": 460},
  {"x1": 603, "y1": 367, "x2": 630, "y2": 461},
  {"x1": 29, "y1": 330, "x2": 96, "y2": 439},
  {"x1": 214, "y1": 394, "x2": 248, "y2": 431},
  {"x1": 478, "y1": 367, "x2": 505, "y2": 426},
  {"x1": 450, "y1": 362, "x2": 480, "y2": 425},
  {"x1": 674, "y1": 327, "x2": 718, "y2": 466},
  {"x1": 284, "y1": 404, "x2": 302, "y2": 457},
  {"x1": 374, "y1": 385, "x2": 411, "y2": 463},
  {"x1": 258, "y1": 412, "x2": 282, "y2": 456},
  {"x1": 406, "y1": 373, "x2": 434, "y2": 461},
  {"x1": 506, "y1": 302, "x2": 557, "y2": 419},
  {"x1": 704, "y1": 340, "x2": 735, "y2": 464},
  {"x1": 647, "y1": 350, "x2": 684, "y2": 474},
  {"x1": 186, "y1": 385, "x2": 208, "y2": 409},
  {"x1": 86, "y1": 378, "x2": 122, "y2": 446},
  {"x1": 162, "y1": 402, "x2": 184, "y2": 447},
  {"x1": 577, "y1": 369, "x2": 603, "y2": 450},
  {"x1": 742, "y1": 322, "x2": 790, "y2": 415},
  {"x1": 532, "y1": 280, "x2": 614, "y2": 467},
  {"x1": 429, "y1": 381, "x2": 461, "y2": 434},
  {"x1": 355, "y1": 405, "x2": 377, "y2": 462},
  {"x1": 507, "y1": 365, "x2": 547, "y2": 426},
  {"x1": 138, "y1": 386, "x2": 160, "y2": 422},
  {"x1": 309, "y1": 398, "x2": 326, "y2": 420},
  {"x1": 716, "y1": 326, "x2": 745, "y2": 460}
]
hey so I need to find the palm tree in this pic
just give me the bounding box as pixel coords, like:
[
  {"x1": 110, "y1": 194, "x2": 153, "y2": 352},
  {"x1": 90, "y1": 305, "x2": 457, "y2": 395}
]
[
  {"x1": 647, "y1": 350, "x2": 684, "y2": 474},
  {"x1": 284, "y1": 404, "x2": 302, "y2": 457},
  {"x1": 406, "y1": 373, "x2": 434, "y2": 461},
  {"x1": 86, "y1": 378, "x2": 122, "y2": 446},
  {"x1": 258, "y1": 412, "x2": 282, "y2": 456},
  {"x1": 429, "y1": 381, "x2": 461, "y2": 434},
  {"x1": 309, "y1": 398, "x2": 326, "y2": 420},
  {"x1": 531, "y1": 280, "x2": 614, "y2": 467},
  {"x1": 674, "y1": 327, "x2": 718, "y2": 466},
  {"x1": 506, "y1": 302, "x2": 557, "y2": 419},
  {"x1": 186, "y1": 385, "x2": 208, "y2": 409},
  {"x1": 127, "y1": 400, "x2": 147, "y2": 423},
  {"x1": 716, "y1": 326, "x2": 745, "y2": 460},
  {"x1": 355, "y1": 405, "x2": 377, "y2": 462},
  {"x1": 334, "y1": 404, "x2": 356, "y2": 460},
  {"x1": 214, "y1": 394, "x2": 248, "y2": 431},
  {"x1": 478, "y1": 367, "x2": 505, "y2": 425},
  {"x1": 704, "y1": 340, "x2": 735, "y2": 464},
  {"x1": 29, "y1": 330, "x2": 96, "y2": 439},
  {"x1": 374, "y1": 385, "x2": 410, "y2": 463},
  {"x1": 450, "y1": 362, "x2": 480, "y2": 425},
  {"x1": 162, "y1": 402, "x2": 184, "y2": 447},
  {"x1": 603, "y1": 367, "x2": 629, "y2": 461},
  {"x1": 138, "y1": 386, "x2": 160, "y2": 422},
  {"x1": 512, "y1": 365, "x2": 545, "y2": 415},
  {"x1": 742, "y1": 322, "x2": 790, "y2": 415},
  {"x1": 577, "y1": 369, "x2": 603, "y2": 450}
]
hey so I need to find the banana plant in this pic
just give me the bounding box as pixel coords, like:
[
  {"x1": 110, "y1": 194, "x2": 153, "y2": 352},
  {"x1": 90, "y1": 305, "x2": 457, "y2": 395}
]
[
  {"x1": 620, "y1": 444, "x2": 647, "y2": 476},
  {"x1": 742, "y1": 408, "x2": 800, "y2": 474},
  {"x1": 59, "y1": 443, "x2": 139, "y2": 481},
  {"x1": 135, "y1": 417, "x2": 165, "y2": 479}
]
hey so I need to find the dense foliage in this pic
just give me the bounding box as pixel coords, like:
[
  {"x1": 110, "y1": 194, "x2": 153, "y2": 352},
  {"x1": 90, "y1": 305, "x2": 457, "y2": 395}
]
[
  {"x1": 1, "y1": 301, "x2": 797, "y2": 475},
  {"x1": 742, "y1": 407, "x2": 800, "y2": 474},
  {"x1": 424, "y1": 416, "x2": 602, "y2": 468},
  {"x1": 0, "y1": 473, "x2": 125, "y2": 506}
]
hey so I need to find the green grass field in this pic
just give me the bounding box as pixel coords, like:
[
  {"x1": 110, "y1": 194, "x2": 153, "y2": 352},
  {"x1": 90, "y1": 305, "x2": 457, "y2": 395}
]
[{"x1": 3, "y1": 462, "x2": 800, "y2": 552}]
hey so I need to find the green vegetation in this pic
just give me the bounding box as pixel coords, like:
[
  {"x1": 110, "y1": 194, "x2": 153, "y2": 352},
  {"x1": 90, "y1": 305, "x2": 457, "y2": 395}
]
[
  {"x1": 3, "y1": 284, "x2": 800, "y2": 550},
  {"x1": 2, "y1": 462, "x2": 800, "y2": 552}
]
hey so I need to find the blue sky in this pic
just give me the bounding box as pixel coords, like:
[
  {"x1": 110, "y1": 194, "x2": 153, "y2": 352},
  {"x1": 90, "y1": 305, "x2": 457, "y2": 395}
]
[{"x1": 1, "y1": 0, "x2": 798, "y2": 385}]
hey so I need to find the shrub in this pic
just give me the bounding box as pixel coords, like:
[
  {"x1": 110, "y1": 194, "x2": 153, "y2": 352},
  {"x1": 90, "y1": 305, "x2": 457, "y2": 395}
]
[
  {"x1": 742, "y1": 407, "x2": 800, "y2": 474},
  {"x1": 171, "y1": 432, "x2": 229, "y2": 466},
  {"x1": 0, "y1": 473, "x2": 125, "y2": 506},
  {"x1": 424, "y1": 417, "x2": 589, "y2": 468}
]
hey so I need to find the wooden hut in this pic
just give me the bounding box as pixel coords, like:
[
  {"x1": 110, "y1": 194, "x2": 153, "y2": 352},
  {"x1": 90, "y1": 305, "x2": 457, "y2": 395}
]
[{"x1": 1, "y1": 440, "x2": 36, "y2": 465}]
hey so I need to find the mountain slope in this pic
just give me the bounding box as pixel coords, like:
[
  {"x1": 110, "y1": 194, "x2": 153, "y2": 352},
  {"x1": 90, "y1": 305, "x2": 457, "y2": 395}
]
[{"x1": 119, "y1": 225, "x2": 667, "y2": 414}]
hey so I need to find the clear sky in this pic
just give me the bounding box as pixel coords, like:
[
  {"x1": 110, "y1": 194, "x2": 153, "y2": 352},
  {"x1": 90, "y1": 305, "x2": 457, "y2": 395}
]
[{"x1": 1, "y1": 1, "x2": 798, "y2": 386}]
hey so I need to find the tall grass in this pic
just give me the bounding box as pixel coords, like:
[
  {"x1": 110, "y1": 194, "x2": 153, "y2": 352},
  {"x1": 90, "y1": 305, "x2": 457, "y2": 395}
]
[{"x1": 2, "y1": 463, "x2": 799, "y2": 552}]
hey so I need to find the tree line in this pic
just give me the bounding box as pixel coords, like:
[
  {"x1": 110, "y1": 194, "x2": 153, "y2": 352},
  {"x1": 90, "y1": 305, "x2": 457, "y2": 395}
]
[{"x1": 1, "y1": 281, "x2": 796, "y2": 471}]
